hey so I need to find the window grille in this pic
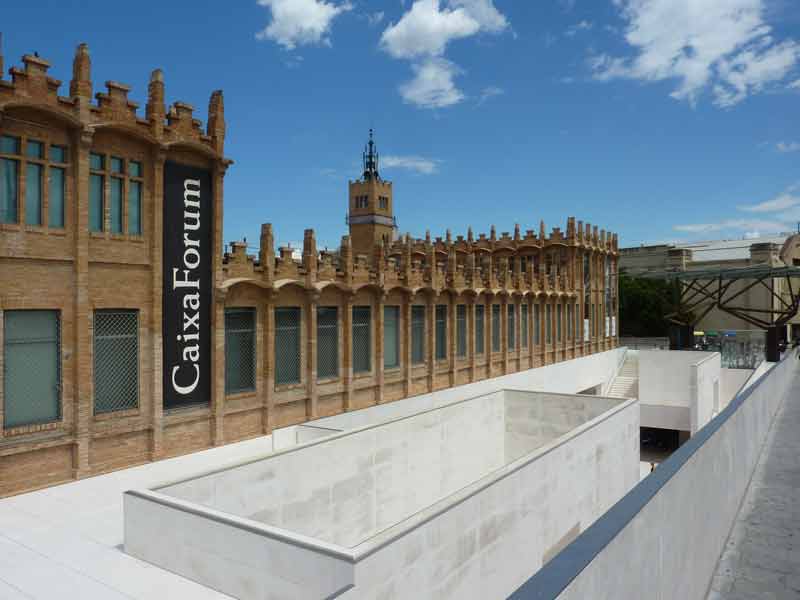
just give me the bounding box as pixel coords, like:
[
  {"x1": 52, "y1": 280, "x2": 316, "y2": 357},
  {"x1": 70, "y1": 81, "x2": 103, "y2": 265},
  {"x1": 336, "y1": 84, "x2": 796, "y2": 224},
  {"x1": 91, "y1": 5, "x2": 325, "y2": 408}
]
[
  {"x1": 534, "y1": 303, "x2": 540, "y2": 345},
  {"x1": 3, "y1": 310, "x2": 61, "y2": 428},
  {"x1": 435, "y1": 305, "x2": 447, "y2": 360},
  {"x1": 94, "y1": 310, "x2": 139, "y2": 413},
  {"x1": 492, "y1": 304, "x2": 501, "y2": 352},
  {"x1": 475, "y1": 304, "x2": 485, "y2": 354},
  {"x1": 546, "y1": 304, "x2": 552, "y2": 344},
  {"x1": 225, "y1": 308, "x2": 256, "y2": 394},
  {"x1": 456, "y1": 304, "x2": 467, "y2": 357},
  {"x1": 275, "y1": 307, "x2": 301, "y2": 385},
  {"x1": 384, "y1": 306, "x2": 400, "y2": 369},
  {"x1": 352, "y1": 306, "x2": 371, "y2": 374},
  {"x1": 317, "y1": 306, "x2": 338, "y2": 380},
  {"x1": 508, "y1": 304, "x2": 516, "y2": 350},
  {"x1": 411, "y1": 305, "x2": 426, "y2": 364},
  {"x1": 521, "y1": 304, "x2": 528, "y2": 348},
  {"x1": 576, "y1": 303, "x2": 582, "y2": 342}
]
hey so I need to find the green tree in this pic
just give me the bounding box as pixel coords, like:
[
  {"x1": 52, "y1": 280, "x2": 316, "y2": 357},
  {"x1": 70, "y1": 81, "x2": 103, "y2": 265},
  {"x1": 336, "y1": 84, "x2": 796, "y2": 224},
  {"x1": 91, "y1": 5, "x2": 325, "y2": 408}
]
[{"x1": 619, "y1": 272, "x2": 680, "y2": 337}]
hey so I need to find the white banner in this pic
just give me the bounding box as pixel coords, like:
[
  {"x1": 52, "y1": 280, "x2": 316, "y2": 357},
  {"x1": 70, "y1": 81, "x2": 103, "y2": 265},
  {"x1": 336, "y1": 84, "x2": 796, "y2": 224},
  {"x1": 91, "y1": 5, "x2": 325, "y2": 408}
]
[
  {"x1": 605, "y1": 317, "x2": 610, "y2": 338},
  {"x1": 584, "y1": 318, "x2": 590, "y2": 341},
  {"x1": 611, "y1": 316, "x2": 616, "y2": 337}
]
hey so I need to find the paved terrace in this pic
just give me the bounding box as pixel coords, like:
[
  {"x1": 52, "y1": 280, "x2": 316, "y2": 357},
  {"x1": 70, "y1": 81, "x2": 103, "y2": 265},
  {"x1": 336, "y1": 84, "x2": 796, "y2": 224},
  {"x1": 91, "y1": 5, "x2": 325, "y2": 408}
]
[
  {"x1": 0, "y1": 438, "x2": 280, "y2": 598},
  {"x1": 708, "y1": 365, "x2": 800, "y2": 600}
]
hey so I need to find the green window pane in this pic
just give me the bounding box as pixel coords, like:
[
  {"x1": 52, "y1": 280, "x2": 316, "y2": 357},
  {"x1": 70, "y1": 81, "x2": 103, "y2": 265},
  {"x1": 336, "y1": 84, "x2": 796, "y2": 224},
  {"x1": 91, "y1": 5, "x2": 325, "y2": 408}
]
[
  {"x1": 0, "y1": 135, "x2": 20, "y2": 154},
  {"x1": 0, "y1": 158, "x2": 18, "y2": 223},
  {"x1": 352, "y1": 306, "x2": 371, "y2": 374},
  {"x1": 48, "y1": 167, "x2": 65, "y2": 228},
  {"x1": 94, "y1": 310, "x2": 139, "y2": 414},
  {"x1": 508, "y1": 304, "x2": 516, "y2": 350},
  {"x1": 411, "y1": 305, "x2": 426, "y2": 364},
  {"x1": 49, "y1": 145, "x2": 66, "y2": 163},
  {"x1": 4, "y1": 310, "x2": 61, "y2": 429},
  {"x1": 384, "y1": 306, "x2": 400, "y2": 369},
  {"x1": 475, "y1": 304, "x2": 485, "y2": 355},
  {"x1": 557, "y1": 304, "x2": 563, "y2": 342},
  {"x1": 225, "y1": 308, "x2": 256, "y2": 394},
  {"x1": 546, "y1": 304, "x2": 552, "y2": 344},
  {"x1": 435, "y1": 305, "x2": 447, "y2": 360},
  {"x1": 492, "y1": 304, "x2": 501, "y2": 352},
  {"x1": 567, "y1": 305, "x2": 573, "y2": 339},
  {"x1": 90, "y1": 153, "x2": 104, "y2": 170},
  {"x1": 456, "y1": 304, "x2": 467, "y2": 357},
  {"x1": 275, "y1": 307, "x2": 301, "y2": 385},
  {"x1": 317, "y1": 307, "x2": 338, "y2": 380},
  {"x1": 129, "y1": 161, "x2": 142, "y2": 177},
  {"x1": 110, "y1": 177, "x2": 123, "y2": 233},
  {"x1": 534, "y1": 304, "x2": 541, "y2": 345},
  {"x1": 26, "y1": 140, "x2": 43, "y2": 159},
  {"x1": 90, "y1": 174, "x2": 104, "y2": 231},
  {"x1": 25, "y1": 163, "x2": 42, "y2": 225},
  {"x1": 521, "y1": 304, "x2": 528, "y2": 348},
  {"x1": 110, "y1": 157, "x2": 123, "y2": 174},
  {"x1": 128, "y1": 181, "x2": 141, "y2": 235}
]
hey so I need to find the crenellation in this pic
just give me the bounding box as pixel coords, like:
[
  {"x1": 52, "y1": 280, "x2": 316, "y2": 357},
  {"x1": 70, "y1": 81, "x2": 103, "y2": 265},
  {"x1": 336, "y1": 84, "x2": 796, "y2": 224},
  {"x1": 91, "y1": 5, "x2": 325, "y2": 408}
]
[{"x1": 0, "y1": 42, "x2": 619, "y2": 497}]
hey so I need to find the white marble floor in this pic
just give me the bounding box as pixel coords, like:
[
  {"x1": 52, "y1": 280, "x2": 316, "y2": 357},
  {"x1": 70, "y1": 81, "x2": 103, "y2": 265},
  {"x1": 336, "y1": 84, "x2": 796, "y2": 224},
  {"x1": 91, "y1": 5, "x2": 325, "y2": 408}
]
[{"x1": 0, "y1": 435, "x2": 274, "y2": 599}]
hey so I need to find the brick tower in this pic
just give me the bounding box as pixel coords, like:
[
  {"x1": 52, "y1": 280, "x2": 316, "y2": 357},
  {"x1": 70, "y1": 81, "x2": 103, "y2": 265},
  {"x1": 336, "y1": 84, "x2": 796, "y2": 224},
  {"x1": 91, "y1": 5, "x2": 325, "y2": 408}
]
[{"x1": 348, "y1": 130, "x2": 396, "y2": 255}]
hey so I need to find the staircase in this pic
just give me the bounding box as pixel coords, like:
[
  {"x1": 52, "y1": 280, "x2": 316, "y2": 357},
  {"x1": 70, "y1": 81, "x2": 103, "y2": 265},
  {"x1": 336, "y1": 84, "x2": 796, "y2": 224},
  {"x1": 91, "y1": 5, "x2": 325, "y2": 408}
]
[{"x1": 608, "y1": 352, "x2": 639, "y2": 399}]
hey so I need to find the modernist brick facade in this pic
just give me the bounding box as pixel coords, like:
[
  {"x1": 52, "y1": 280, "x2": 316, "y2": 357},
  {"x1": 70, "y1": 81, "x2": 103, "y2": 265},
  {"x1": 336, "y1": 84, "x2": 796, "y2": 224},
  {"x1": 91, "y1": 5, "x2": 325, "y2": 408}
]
[{"x1": 0, "y1": 44, "x2": 619, "y2": 497}]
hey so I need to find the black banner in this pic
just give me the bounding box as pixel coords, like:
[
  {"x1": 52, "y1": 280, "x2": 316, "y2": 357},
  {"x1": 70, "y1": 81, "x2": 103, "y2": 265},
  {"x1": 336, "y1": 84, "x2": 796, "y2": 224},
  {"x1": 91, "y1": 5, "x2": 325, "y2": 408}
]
[{"x1": 162, "y1": 162, "x2": 212, "y2": 409}]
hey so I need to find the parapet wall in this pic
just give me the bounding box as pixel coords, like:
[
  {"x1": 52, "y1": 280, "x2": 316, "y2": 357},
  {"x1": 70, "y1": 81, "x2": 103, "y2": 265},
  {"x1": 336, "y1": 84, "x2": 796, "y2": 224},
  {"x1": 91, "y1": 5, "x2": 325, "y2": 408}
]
[{"x1": 510, "y1": 348, "x2": 798, "y2": 600}]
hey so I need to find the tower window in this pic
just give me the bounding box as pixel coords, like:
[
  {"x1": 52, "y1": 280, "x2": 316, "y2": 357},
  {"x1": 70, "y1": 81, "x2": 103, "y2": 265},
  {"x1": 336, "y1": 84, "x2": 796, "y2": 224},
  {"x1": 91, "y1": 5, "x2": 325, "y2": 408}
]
[
  {"x1": 355, "y1": 195, "x2": 368, "y2": 209},
  {"x1": 379, "y1": 196, "x2": 388, "y2": 210}
]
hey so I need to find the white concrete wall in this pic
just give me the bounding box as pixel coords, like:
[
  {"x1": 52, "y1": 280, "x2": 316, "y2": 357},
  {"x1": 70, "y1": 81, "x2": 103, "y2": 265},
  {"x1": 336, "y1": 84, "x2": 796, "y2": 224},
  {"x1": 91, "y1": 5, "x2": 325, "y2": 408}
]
[
  {"x1": 720, "y1": 368, "x2": 753, "y2": 409},
  {"x1": 638, "y1": 350, "x2": 707, "y2": 407},
  {"x1": 125, "y1": 385, "x2": 638, "y2": 600},
  {"x1": 691, "y1": 353, "x2": 721, "y2": 433},
  {"x1": 162, "y1": 391, "x2": 507, "y2": 548},
  {"x1": 343, "y1": 398, "x2": 640, "y2": 600},
  {"x1": 523, "y1": 353, "x2": 798, "y2": 600},
  {"x1": 638, "y1": 350, "x2": 721, "y2": 433},
  {"x1": 504, "y1": 391, "x2": 621, "y2": 462},
  {"x1": 295, "y1": 348, "x2": 626, "y2": 437},
  {"x1": 124, "y1": 491, "x2": 354, "y2": 600}
]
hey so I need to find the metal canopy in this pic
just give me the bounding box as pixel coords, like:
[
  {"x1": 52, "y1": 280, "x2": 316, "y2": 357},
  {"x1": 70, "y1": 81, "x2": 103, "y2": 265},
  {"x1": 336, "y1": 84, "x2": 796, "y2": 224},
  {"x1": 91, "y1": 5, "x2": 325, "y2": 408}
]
[
  {"x1": 638, "y1": 263, "x2": 800, "y2": 330},
  {"x1": 640, "y1": 264, "x2": 800, "y2": 282}
]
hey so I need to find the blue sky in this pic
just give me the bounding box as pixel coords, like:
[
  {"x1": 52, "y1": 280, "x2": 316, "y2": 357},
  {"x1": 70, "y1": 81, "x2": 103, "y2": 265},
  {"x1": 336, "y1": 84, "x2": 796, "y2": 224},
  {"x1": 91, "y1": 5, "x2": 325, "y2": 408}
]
[{"x1": 4, "y1": 0, "x2": 800, "y2": 249}]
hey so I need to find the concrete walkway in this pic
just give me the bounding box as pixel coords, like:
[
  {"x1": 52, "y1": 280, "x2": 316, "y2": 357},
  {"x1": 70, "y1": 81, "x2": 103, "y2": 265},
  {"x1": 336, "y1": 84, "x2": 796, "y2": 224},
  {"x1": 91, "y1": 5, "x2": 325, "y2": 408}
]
[
  {"x1": 0, "y1": 435, "x2": 275, "y2": 599},
  {"x1": 707, "y1": 367, "x2": 800, "y2": 600}
]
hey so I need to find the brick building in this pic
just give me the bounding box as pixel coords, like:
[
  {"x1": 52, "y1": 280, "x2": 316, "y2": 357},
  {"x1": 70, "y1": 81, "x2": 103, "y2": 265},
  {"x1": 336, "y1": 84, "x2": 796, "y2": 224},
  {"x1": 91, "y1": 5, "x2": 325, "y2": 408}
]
[{"x1": 0, "y1": 43, "x2": 619, "y2": 497}]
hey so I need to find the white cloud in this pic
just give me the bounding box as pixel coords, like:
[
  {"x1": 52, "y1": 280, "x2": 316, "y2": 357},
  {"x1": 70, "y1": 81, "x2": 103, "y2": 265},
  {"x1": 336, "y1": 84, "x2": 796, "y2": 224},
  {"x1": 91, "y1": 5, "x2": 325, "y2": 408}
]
[
  {"x1": 380, "y1": 0, "x2": 481, "y2": 59},
  {"x1": 399, "y1": 57, "x2": 465, "y2": 108},
  {"x1": 380, "y1": 0, "x2": 509, "y2": 109},
  {"x1": 477, "y1": 85, "x2": 504, "y2": 105},
  {"x1": 565, "y1": 20, "x2": 593, "y2": 37},
  {"x1": 450, "y1": 0, "x2": 508, "y2": 33},
  {"x1": 674, "y1": 218, "x2": 787, "y2": 233},
  {"x1": 256, "y1": 0, "x2": 352, "y2": 50},
  {"x1": 790, "y1": 79, "x2": 800, "y2": 89},
  {"x1": 776, "y1": 141, "x2": 800, "y2": 153},
  {"x1": 366, "y1": 11, "x2": 385, "y2": 26},
  {"x1": 592, "y1": 0, "x2": 800, "y2": 107},
  {"x1": 677, "y1": 184, "x2": 800, "y2": 234},
  {"x1": 382, "y1": 155, "x2": 441, "y2": 174},
  {"x1": 738, "y1": 192, "x2": 800, "y2": 212}
]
